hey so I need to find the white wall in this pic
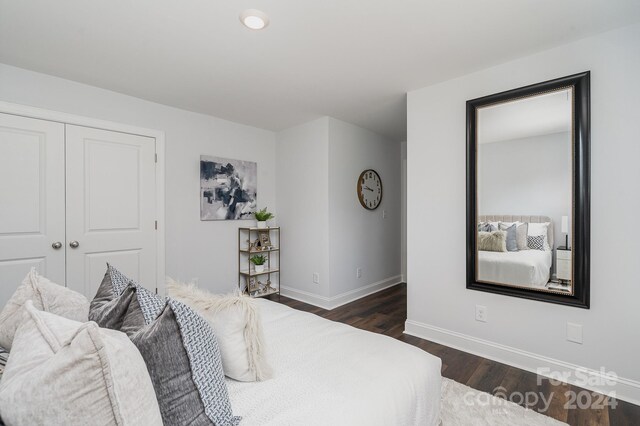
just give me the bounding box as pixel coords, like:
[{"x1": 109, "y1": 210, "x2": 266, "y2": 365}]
[
  {"x1": 275, "y1": 118, "x2": 330, "y2": 298},
  {"x1": 406, "y1": 23, "x2": 640, "y2": 403},
  {"x1": 401, "y1": 141, "x2": 407, "y2": 281},
  {"x1": 478, "y1": 131, "x2": 572, "y2": 253},
  {"x1": 328, "y1": 118, "x2": 402, "y2": 298},
  {"x1": 0, "y1": 63, "x2": 277, "y2": 294},
  {"x1": 276, "y1": 117, "x2": 402, "y2": 308}
]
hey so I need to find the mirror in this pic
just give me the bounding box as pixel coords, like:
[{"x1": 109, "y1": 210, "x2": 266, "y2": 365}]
[{"x1": 466, "y1": 72, "x2": 590, "y2": 308}]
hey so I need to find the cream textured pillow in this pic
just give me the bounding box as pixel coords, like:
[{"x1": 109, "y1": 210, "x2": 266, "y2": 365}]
[
  {"x1": 0, "y1": 301, "x2": 162, "y2": 426},
  {"x1": 478, "y1": 231, "x2": 507, "y2": 252},
  {"x1": 0, "y1": 268, "x2": 89, "y2": 350},
  {"x1": 167, "y1": 278, "x2": 272, "y2": 382}
]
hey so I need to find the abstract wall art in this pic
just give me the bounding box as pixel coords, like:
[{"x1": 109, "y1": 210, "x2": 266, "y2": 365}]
[{"x1": 200, "y1": 155, "x2": 257, "y2": 220}]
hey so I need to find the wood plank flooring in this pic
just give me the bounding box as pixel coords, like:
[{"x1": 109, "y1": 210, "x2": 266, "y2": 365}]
[{"x1": 267, "y1": 284, "x2": 639, "y2": 426}]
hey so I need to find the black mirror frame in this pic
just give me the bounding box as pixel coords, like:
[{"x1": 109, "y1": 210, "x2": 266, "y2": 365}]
[{"x1": 466, "y1": 71, "x2": 590, "y2": 309}]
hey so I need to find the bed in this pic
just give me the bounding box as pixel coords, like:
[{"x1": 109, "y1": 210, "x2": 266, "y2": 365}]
[
  {"x1": 478, "y1": 249, "x2": 552, "y2": 288},
  {"x1": 477, "y1": 215, "x2": 554, "y2": 288},
  {"x1": 226, "y1": 299, "x2": 443, "y2": 426},
  {"x1": 0, "y1": 275, "x2": 442, "y2": 426}
]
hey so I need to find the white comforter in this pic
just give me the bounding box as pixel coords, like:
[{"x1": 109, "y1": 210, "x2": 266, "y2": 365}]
[
  {"x1": 226, "y1": 299, "x2": 442, "y2": 426},
  {"x1": 478, "y1": 249, "x2": 552, "y2": 288}
]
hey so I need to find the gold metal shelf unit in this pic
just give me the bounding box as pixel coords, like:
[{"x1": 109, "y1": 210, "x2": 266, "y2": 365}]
[{"x1": 238, "y1": 226, "x2": 280, "y2": 299}]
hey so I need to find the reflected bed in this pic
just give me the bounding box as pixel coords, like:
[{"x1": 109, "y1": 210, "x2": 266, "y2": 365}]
[{"x1": 478, "y1": 249, "x2": 552, "y2": 288}]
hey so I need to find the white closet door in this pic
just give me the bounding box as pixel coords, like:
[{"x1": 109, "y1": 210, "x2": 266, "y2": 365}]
[
  {"x1": 0, "y1": 113, "x2": 65, "y2": 305},
  {"x1": 65, "y1": 125, "x2": 157, "y2": 297}
]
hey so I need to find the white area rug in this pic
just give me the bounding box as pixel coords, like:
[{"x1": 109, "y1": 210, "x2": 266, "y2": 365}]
[{"x1": 441, "y1": 378, "x2": 567, "y2": 426}]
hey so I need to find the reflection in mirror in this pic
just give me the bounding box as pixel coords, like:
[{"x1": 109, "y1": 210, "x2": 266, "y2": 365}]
[
  {"x1": 476, "y1": 88, "x2": 573, "y2": 294},
  {"x1": 467, "y1": 71, "x2": 590, "y2": 308}
]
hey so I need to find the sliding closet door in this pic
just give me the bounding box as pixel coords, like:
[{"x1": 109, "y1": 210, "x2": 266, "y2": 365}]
[
  {"x1": 0, "y1": 113, "x2": 65, "y2": 305},
  {"x1": 65, "y1": 125, "x2": 157, "y2": 297}
]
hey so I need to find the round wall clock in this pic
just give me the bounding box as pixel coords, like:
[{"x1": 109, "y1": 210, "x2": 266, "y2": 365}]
[{"x1": 357, "y1": 169, "x2": 383, "y2": 210}]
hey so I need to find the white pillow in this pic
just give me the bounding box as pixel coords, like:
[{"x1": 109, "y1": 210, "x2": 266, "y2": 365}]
[
  {"x1": 0, "y1": 301, "x2": 162, "y2": 426},
  {"x1": 527, "y1": 222, "x2": 551, "y2": 250},
  {"x1": 167, "y1": 278, "x2": 272, "y2": 382},
  {"x1": 0, "y1": 268, "x2": 89, "y2": 350}
]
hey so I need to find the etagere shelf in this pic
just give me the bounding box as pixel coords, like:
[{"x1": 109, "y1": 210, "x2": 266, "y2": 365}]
[{"x1": 238, "y1": 227, "x2": 280, "y2": 298}]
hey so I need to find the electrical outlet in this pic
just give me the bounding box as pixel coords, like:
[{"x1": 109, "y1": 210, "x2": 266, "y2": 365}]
[
  {"x1": 566, "y1": 322, "x2": 583, "y2": 344},
  {"x1": 382, "y1": 210, "x2": 388, "y2": 219},
  {"x1": 475, "y1": 305, "x2": 487, "y2": 322},
  {"x1": 312, "y1": 273, "x2": 320, "y2": 284},
  {"x1": 356, "y1": 267, "x2": 362, "y2": 278}
]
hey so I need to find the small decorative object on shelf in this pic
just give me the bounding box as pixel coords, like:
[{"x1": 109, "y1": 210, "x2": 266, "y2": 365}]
[
  {"x1": 254, "y1": 207, "x2": 275, "y2": 229},
  {"x1": 250, "y1": 254, "x2": 266, "y2": 273},
  {"x1": 239, "y1": 226, "x2": 280, "y2": 299}
]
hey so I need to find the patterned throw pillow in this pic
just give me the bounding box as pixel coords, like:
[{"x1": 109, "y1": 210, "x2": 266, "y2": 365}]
[
  {"x1": 108, "y1": 264, "x2": 131, "y2": 296},
  {"x1": 0, "y1": 346, "x2": 8, "y2": 381},
  {"x1": 168, "y1": 299, "x2": 241, "y2": 425},
  {"x1": 89, "y1": 266, "x2": 241, "y2": 426},
  {"x1": 527, "y1": 235, "x2": 546, "y2": 250},
  {"x1": 135, "y1": 284, "x2": 165, "y2": 325},
  {"x1": 89, "y1": 264, "x2": 164, "y2": 330}
]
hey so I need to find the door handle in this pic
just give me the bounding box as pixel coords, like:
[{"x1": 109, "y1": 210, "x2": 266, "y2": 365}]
[
  {"x1": 69, "y1": 241, "x2": 80, "y2": 249},
  {"x1": 52, "y1": 241, "x2": 62, "y2": 249}
]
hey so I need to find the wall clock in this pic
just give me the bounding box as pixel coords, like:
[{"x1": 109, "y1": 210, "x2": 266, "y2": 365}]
[{"x1": 357, "y1": 169, "x2": 382, "y2": 210}]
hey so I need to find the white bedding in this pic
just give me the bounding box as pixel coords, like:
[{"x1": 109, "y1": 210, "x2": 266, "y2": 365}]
[
  {"x1": 478, "y1": 249, "x2": 552, "y2": 288},
  {"x1": 226, "y1": 299, "x2": 442, "y2": 426}
]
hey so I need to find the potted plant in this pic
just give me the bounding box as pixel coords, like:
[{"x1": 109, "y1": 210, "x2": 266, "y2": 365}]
[
  {"x1": 250, "y1": 254, "x2": 267, "y2": 273},
  {"x1": 254, "y1": 207, "x2": 275, "y2": 229}
]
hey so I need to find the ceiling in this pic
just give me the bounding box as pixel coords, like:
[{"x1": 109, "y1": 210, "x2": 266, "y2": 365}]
[
  {"x1": 1, "y1": 1, "x2": 639, "y2": 141},
  {"x1": 478, "y1": 89, "x2": 572, "y2": 144}
]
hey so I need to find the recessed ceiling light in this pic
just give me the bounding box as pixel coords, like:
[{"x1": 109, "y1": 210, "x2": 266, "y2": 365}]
[{"x1": 240, "y1": 9, "x2": 270, "y2": 30}]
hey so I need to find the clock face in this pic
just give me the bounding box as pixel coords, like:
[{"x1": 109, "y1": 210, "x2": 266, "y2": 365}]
[{"x1": 357, "y1": 169, "x2": 383, "y2": 210}]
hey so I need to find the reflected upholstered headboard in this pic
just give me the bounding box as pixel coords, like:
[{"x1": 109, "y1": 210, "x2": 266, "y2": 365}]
[{"x1": 479, "y1": 215, "x2": 554, "y2": 248}]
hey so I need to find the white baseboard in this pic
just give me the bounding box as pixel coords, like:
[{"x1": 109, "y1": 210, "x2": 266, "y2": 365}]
[
  {"x1": 281, "y1": 275, "x2": 402, "y2": 310},
  {"x1": 279, "y1": 287, "x2": 333, "y2": 309},
  {"x1": 405, "y1": 319, "x2": 640, "y2": 406}
]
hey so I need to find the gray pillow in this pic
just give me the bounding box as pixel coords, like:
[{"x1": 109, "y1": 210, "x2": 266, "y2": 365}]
[
  {"x1": 477, "y1": 231, "x2": 507, "y2": 252},
  {"x1": 498, "y1": 223, "x2": 518, "y2": 252},
  {"x1": 478, "y1": 222, "x2": 498, "y2": 232},
  {"x1": 89, "y1": 264, "x2": 134, "y2": 320},
  {"x1": 90, "y1": 273, "x2": 241, "y2": 426},
  {"x1": 89, "y1": 264, "x2": 160, "y2": 335}
]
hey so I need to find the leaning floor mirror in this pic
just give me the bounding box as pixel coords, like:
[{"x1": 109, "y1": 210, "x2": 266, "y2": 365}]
[{"x1": 466, "y1": 72, "x2": 590, "y2": 308}]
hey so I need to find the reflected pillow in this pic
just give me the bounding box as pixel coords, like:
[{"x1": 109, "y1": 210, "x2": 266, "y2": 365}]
[
  {"x1": 515, "y1": 223, "x2": 529, "y2": 250},
  {"x1": 478, "y1": 231, "x2": 507, "y2": 252},
  {"x1": 527, "y1": 222, "x2": 551, "y2": 250},
  {"x1": 498, "y1": 223, "x2": 518, "y2": 252},
  {"x1": 527, "y1": 235, "x2": 546, "y2": 251}
]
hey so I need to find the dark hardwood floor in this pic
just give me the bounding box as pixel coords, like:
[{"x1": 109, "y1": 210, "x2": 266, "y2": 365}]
[{"x1": 267, "y1": 284, "x2": 639, "y2": 426}]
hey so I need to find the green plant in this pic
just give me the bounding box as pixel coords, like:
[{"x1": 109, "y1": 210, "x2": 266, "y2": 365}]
[
  {"x1": 250, "y1": 254, "x2": 267, "y2": 265},
  {"x1": 254, "y1": 207, "x2": 275, "y2": 222}
]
